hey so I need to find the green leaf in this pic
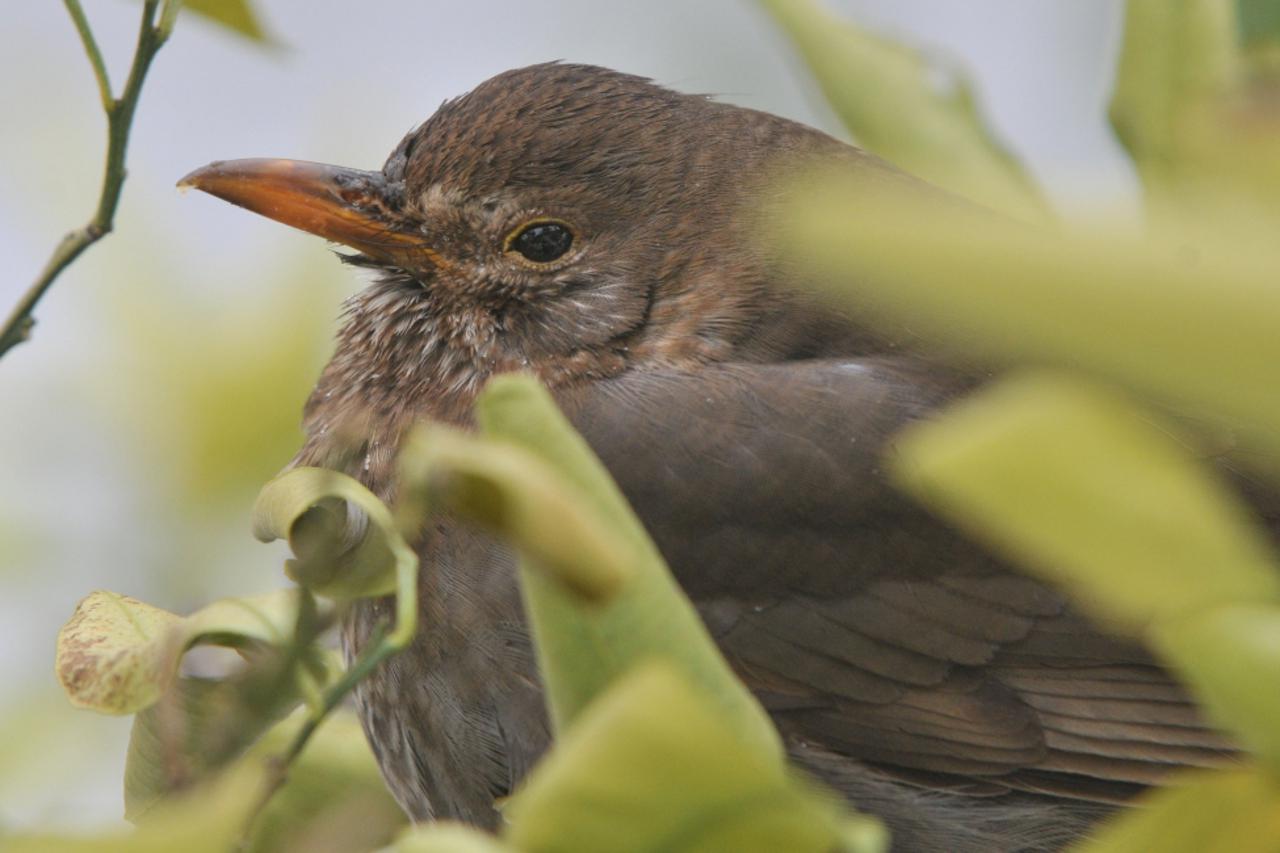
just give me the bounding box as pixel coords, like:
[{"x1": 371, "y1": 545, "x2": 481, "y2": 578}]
[
  {"x1": 1071, "y1": 765, "x2": 1280, "y2": 853},
  {"x1": 1151, "y1": 605, "x2": 1280, "y2": 771},
  {"x1": 504, "y1": 662, "x2": 886, "y2": 853},
  {"x1": 125, "y1": 678, "x2": 271, "y2": 819},
  {"x1": 244, "y1": 710, "x2": 407, "y2": 853},
  {"x1": 1109, "y1": 0, "x2": 1238, "y2": 201},
  {"x1": 123, "y1": 655, "x2": 335, "y2": 820},
  {"x1": 758, "y1": 0, "x2": 1046, "y2": 221},
  {"x1": 8, "y1": 710, "x2": 404, "y2": 852},
  {"x1": 253, "y1": 467, "x2": 413, "y2": 601},
  {"x1": 183, "y1": 0, "x2": 270, "y2": 43},
  {"x1": 56, "y1": 588, "x2": 316, "y2": 715},
  {"x1": 55, "y1": 592, "x2": 180, "y2": 715},
  {"x1": 1239, "y1": 0, "x2": 1280, "y2": 45},
  {"x1": 890, "y1": 373, "x2": 1280, "y2": 632},
  {"x1": 398, "y1": 425, "x2": 630, "y2": 601},
  {"x1": 252, "y1": 466, "x2": 419, "y2": 686},
  {"x1": 781, "y1": 177, "x2": 1280, "y2": 459},
  {"x1": 387, "y1": 823, "x2": 519, "y2": 853},
  {"x1": 464, "y1": 374, "x2": 781, "y2": 756},
  {"x1": 4, "y1": 761, "x2": 266, "y2": 853}
]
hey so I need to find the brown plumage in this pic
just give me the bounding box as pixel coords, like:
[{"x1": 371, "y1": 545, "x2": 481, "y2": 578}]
[{"x1": 180, "y1": 63, "x2": 1252, "y2": 852}]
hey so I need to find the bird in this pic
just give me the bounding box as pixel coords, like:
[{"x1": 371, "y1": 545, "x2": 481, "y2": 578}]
[{"x1": 180, "y1": 63, "x2": 1248, "y2": 852}]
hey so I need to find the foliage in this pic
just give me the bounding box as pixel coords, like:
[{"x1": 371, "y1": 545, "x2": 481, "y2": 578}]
[
  {"x1": 769, "y1": 0, "x2": 1280, "y2": 849},
  {"x1": 104, "y1": 261, "x2": 338, "y2": 512},
  {"x1": 497, "y1": 664, "x2": 878, "y2": 853},
  {"x1": 36, "y1": 375, "x2": 879, "y2": 852},
  {"x1": 889, "y1": 374, "x2": 1280, "y2": 632},
  {"x1": 759, "y1": 0, "x2": 1047, "y2": 221},
  {"x1": 450, "y1": 377, "x2": 781, "y2": 750},
  {"x1": 13, "y1": 0, "x2": 1280, "y2": 851},
  {"x1": 183, "y1": 0, "x2": 269, "y2": 42}
]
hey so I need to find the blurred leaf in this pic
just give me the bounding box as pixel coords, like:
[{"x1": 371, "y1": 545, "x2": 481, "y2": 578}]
[
  {"x1": 0, "y1": 689, "x2": 133, "y2": 823},
  {"x1": 1111, "y1": 0, "x2": 1280, "y2": 219},
  {"x1": 254, "y1": 467, "x2": 414, "y2": 600},
  {"x1": 388, "y1": 824, "x2": 518, "y2": 853},
  {"x1": 245, "y1": 710, "x2": 406, "y2": 853},
  {"x1": 56, "y1": 588, "x2": 317, "y2": 715},
  {"x1": 5, "y1": 761, "x2": 265, "y2": 853},
  {"x1": 759, "y1": 0, "x2": 1046, "y2": 220},
  {"x1": 1152, "y1": 604, "x2": 1280, "y2": 770},
  {"x1": 124, "y1": 660, "x2": 329, "y2": 819},
  {"x1": 782, "y1": 178, "x2": 1280, "y2": 459},
  {"x1": 125, "y1": 678, "x2": 258, "y2": 819},
  {"x1": 461, "y1": 374, "x2": 781, "y2": 756},
  {"x1": 100, "y1": 253, "x2": 336, "y2": 515},
  {"x1": 398, "y1": 426, "x2": 630, "y2": 601},
  {"x1": 891, "y1": 373, "x2": 1280, "y2": 631},
  {"x1": 1106, "y1": 0, "x2": 1280, "y2": 211},
  {"x1": 1238, "y1": 0, "x2": 1280, "y2": 47},
  {"x1": 1110, "y1": 0, "x2": 1238, "y2": 199},
  {"x1": 505, "y1": 662, "x2": 885, "y2": 853},
  {"x1": 1072, "y1": 766, "x2": 1280, "y2": 853},
  {"x1": 8, "y1": 709, "x2": 402, "y2": 852},
  {"x1": 838, "y1": 818, "x2": 892, "y2": 853},
  {"x1": 183, "y1": 0, "x2": 269, "y2": 42}
]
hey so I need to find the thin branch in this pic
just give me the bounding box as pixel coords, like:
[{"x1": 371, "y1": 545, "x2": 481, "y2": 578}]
[
  {"x1": 235, "y1": 624, "x2": 397, "y2": 850},
  {"x1": 96, "y1": 1, "x2": 171, "y2": 230},
  {"x1": 62, "y1": 0, "x2": 113, "y2": 113},
  {"x1": 237, "y1": 533, "x2": 421, "y2": 847},
  {"x1": 0, "y1": 0, "x2": 176, "y2": 362}
]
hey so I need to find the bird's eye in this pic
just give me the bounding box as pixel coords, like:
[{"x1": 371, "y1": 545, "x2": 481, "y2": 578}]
[{"x1": 507, "y1": 220, "x2": 574, "y2": 264}]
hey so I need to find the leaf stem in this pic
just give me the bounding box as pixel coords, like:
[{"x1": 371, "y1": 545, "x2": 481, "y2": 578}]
[
  {"x1": 237, "y1": 531, "x2": 421, "y2": 846},
  {"x1": 62, "y1": 0, "x2": 113, "y2": 113},
  {"x1": 235, "y1": 624, "x2": 400, "y2": 849},
  {"x1": 0, "y1": 0, "x2": 175, "y2": 361}
]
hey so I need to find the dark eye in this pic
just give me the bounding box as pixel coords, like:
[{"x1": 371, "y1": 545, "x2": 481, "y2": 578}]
[{"x1": 509, "y1": 221, "x2": 574, "y2": 264}]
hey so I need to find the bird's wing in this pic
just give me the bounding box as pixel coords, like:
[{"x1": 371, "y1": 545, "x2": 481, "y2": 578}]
[{"x1": 563, "y1": 358, "x2": 1235, "y2": 802}]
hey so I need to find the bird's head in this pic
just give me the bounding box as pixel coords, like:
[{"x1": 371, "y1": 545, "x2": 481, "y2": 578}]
[{"x1": 181, "y1": 63, "x2": 860, "y2": 431}]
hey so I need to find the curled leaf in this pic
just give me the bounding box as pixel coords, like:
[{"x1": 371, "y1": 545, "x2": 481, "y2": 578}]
[
  {"x1": 56, "y1": 589, "x2": 313, "y2": 715},
  {"x1": 253, "y1": 467, "x2": 411, "y2": 600},
  {"x1": 55, "y1": 592, "x2": 180, "y2": 715}
]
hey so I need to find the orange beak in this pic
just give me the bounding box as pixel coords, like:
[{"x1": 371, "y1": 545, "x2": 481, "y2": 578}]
[{"x1": 178, "y1": 158, "x2": 428, "y2": 264}]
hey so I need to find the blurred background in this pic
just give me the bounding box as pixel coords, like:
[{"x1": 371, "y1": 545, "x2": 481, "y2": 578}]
[{"x1": 0, "y1": 0, "x2": 1131, "y2": 833}]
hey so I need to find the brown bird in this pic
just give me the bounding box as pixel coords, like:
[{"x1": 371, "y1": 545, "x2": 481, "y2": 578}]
[{"x1": 181, "y1": 64, "x2": 1244, "y2": 852}]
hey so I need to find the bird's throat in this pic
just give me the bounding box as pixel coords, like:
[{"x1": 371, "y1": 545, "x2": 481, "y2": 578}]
[{"x1": 290, "y1": 274, "x2": 629, "y2": 495}]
